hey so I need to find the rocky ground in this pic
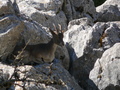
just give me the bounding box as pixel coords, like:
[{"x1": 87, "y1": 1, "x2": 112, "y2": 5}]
[{"x1": 0, "y1": 0, "x2": 120, "y2": 90}]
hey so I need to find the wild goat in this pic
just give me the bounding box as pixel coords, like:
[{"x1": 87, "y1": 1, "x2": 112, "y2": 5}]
[{"x1": 22, "y1": 25, "x2": 64, "y2": 63}]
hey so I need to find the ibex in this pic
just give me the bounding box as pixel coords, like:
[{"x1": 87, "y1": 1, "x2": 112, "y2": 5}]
[{"x1": 21, "y1": 24, "x2": 64, "y2": 63}]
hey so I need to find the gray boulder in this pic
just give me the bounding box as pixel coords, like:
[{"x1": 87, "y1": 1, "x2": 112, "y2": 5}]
[
  {"x1": 72, "y1": 0, "x2": 97, "y2": 19},
  {"x1": 64, "y1": 18, "x2": 120, "y2": 89},
  {"x1": 16, "y1": 0, "x2": 97, "y2": 28},
  {"x1": 55, "y1": 46, "x2": 70, "y2": 70},
  {"x1": 0, "y1": 15, "x2": 24, "y2": 60},
  {"x1": 23, "y1": 21, "x2": 50, "y2": 44},
  {"x1": 17, "y1": 0, "x2": 67, "y2": 30},
  {"x1": 89, "y1": 43, "x2": 120, "y2": 90},
  {"x1": 62, "y1": 0, "x2": 74, "y2": 21},
  {"x1": 0, "y1": 63, "x2": 83, "y2": 90},
  {"x1": 64, "y1": 17, "x2": 94, "y2": 60},
  {"x1": 96, "y1": 0, "x2": 120, "y2": 22},
  {"x1": 0, "y1": 63, "x2": 14, "y2": 90},
  {"x1": 100, "y1": 0, "x2": 120, "y2": 9},
  {"x1": 0, "y1": 0, "x2": 15, "y2": 16},
  {"x1": 17, "y1": 0, "x2": 64, "y2": 12},
  {"x1": 63, "y1": 0, "x2": 97, "y2": 21}
]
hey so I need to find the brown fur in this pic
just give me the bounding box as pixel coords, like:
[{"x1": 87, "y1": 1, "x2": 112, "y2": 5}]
[{"x1": 24, "y1": 29, "x2": 64, "y2": 63}]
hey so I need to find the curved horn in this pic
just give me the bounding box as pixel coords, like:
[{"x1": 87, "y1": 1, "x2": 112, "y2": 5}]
[
  {"x1": 58, "y1": 24, "x2": 63, "y2": 33},
  {"x1": 53, "y1": 24, "x2": 59, "y2": 34}
]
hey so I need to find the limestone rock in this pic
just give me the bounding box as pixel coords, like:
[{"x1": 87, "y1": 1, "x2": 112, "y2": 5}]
[
  {"x1": 90, "y1": 43, "x2": 120, "y2": 90},
  {"x1": 99, "y1": 0, "x2": 120, "y2": 9},
  {"x1": 0, "y1": 63, "x2": 14, "y2": 90},
  {"x1": 17, "y1": 0, "x2": 67, "y2": 31},
  {"x1": 0, "y1": 63, "x2": 83, "y2": 90},
  {"x1": 18, "y1": 0, "x2": 64, "y2": 12},
  {"x1": 64, "y1": 18, "x2": 120, "y2": 89},
  {"x1": 17, "y1": 63, "x2": 83, "y2": 90},
  {"x1": 23, "y1": 21, "x2": 50, "y2": 44},
  {"x1": 62, "y1": 0, "x2": 74, "y2": 21},
  {"x1": 0, "y1": 15, "x2": 24, "y2": 60},
  {"x1": 55, "y1": 46, "x2": 70, "y2": 70},
  {"x1": 96, "y1": 0, "x2": 120, "y2": 21},
  {"x1": 16, "y1": 0, "x2": 97, "y2": 29},
  {"x1": 0, "y1": 0, "x2": 15, "y2": 16},
  {"x1": 70, "y1": 0, "x2": 97, "y2": 20},
  {"x1": 64, "y1": 17, "x2": 94, "y2": 60}
]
